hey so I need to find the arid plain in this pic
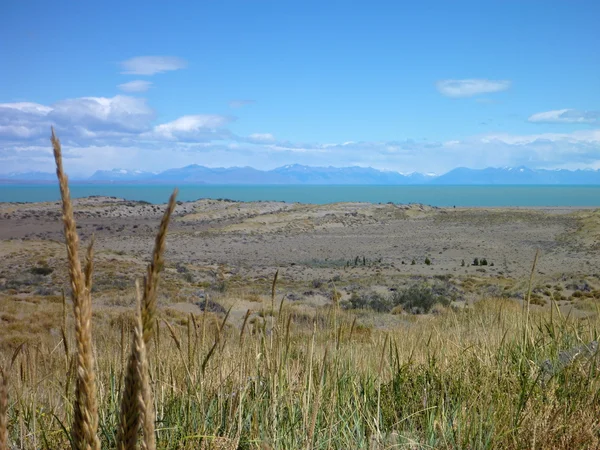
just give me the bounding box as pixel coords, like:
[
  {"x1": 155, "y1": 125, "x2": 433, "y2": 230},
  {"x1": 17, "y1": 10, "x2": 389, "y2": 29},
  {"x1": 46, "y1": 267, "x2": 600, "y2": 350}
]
[{"x1": 2, "y1": 196, "x2": 600, "y2": 340}]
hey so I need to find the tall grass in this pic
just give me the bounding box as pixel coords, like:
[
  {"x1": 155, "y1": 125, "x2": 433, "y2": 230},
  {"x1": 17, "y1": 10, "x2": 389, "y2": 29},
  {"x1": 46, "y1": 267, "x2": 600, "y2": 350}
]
[{"x1": 0, "y1": 130, "x2": 598, "y2": 448}]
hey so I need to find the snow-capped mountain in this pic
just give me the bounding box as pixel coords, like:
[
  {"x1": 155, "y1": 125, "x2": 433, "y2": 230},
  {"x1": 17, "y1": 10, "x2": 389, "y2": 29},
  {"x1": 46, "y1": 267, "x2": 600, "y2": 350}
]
[
  {"x1": 88, "y1": 168, "x2": 156, "y2": 181},
  {"x1": 431, "y1": 166, "x2": 600, "y2": 185},
  {"x1": 3, "y1": 165, "x2": 600, "y2": 185}
]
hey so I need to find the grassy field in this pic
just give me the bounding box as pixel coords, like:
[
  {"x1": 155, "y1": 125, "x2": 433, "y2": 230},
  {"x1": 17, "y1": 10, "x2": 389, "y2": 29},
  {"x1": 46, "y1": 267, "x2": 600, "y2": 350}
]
[
  {"x1": 1, "y1": 133, "x2": 600, "y2": 449},
  {"x1": 2, "y1": 292, "x2": 600, "y2": 449}
]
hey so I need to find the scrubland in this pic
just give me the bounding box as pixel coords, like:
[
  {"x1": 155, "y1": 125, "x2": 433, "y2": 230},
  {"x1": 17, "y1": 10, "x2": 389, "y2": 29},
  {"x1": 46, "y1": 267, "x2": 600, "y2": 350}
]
[{"x1": 1, "y1": 133, "x2": 600, "y2": 449}]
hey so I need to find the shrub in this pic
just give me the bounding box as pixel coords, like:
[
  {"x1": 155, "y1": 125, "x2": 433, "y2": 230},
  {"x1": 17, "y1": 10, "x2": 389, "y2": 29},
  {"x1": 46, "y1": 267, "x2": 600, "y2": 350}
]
[
  {"x1": 391, "y1": 284, "x2": 451, "y2": 314},
  {"x1": 30, "y1": 266, "x2": 53, "y2": 276},
  {"x1": 425, "y1": 257, "x2": 431, "y2": 266},
  {"x1": 473, "y1": 258, "x2": 479, "y2": 266},
  {"x1": 480, "y1": 258, "x2": 488, "y2": 266},
  {"x1": 530, "y1": 295, "x2": 547, "y2": 306},
  {"x1": 311, "y1": 279, "x2": 324, "y2": 289},
  {"x1": 348, "y1": 292, "x2": 392, "y2": 312}
]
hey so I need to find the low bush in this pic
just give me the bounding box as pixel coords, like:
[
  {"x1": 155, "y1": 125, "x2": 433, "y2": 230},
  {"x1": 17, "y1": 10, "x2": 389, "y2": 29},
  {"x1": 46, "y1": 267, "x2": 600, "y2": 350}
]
[
  {"x1": 391, "y1": 283, "x2": 451, "y2": 314},
  {"x1": 348, "y1": 292, "x2": 393, "y2": 312},
  {"x1": 29, "y1": 266, "x2": 53, "y2": 276}
]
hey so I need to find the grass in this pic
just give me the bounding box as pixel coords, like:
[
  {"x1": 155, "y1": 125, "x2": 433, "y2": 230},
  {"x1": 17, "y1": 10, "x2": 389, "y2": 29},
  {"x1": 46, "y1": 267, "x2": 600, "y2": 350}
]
[
  {"x1": 2, "y1": 294, "x2": 599, "y2": 449},
  {"x1": 0, "y1": 130, "x2": 600, "y2": 449}
]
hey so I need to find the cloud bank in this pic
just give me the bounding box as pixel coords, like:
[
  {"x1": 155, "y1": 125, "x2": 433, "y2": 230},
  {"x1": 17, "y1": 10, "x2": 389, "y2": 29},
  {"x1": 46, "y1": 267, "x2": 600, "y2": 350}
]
[
  {"x1": 1, "y1": 94, "x2": 599, "y2": 176},
  {"x1": 118, "y1": 80, "x2": 153, "y2": 93},
  {"x1": 436, "y1": 79, "x2": 511, "y2": 98},
  {"x1": 229, "y1": 99, "x2": 255, "y2": 108},
  {"x1": 120, "y1": 56, "x2": 188, "y2": 75},
  {"x1": 528, "y1": 109, "x2": 600, "y2": 124}
]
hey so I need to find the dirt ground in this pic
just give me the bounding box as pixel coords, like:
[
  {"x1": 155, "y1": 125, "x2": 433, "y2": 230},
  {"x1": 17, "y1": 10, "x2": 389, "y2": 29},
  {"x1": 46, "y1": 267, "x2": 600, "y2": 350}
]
[{"x1": 1, "y1": 197, "x2": 600, "y2": 338}]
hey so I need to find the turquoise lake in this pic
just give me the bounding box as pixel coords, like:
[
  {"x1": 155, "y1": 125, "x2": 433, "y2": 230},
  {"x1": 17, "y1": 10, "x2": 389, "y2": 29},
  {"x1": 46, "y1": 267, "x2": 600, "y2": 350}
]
[{"x1": 1, "y1": 184, "x2": 600, "y2": 207}]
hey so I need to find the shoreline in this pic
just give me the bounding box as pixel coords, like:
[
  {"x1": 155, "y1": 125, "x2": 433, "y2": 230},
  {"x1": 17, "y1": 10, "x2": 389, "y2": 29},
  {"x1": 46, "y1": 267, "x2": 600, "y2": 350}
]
[
  {"x1": 3, "y1": 185, "x2": 600, "y2": 208},
  {"x1": 0, "y1": 195, "x2": 599, "y2": 212}
]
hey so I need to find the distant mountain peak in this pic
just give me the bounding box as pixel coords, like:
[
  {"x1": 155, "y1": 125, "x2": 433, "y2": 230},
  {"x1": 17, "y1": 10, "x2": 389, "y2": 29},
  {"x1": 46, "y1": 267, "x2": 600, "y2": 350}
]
[{"x1": 3, "y1": 165, "x2": 600, "y2": 185}]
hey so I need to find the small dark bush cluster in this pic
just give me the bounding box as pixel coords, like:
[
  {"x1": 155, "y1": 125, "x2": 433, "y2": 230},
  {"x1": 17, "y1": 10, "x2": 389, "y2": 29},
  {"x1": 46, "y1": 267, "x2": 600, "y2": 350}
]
[
  {"x1": 195, "y1": 298, "x2": 226, "y2": 314},
  {"x1": 345, "y1": 255, "x2": 383, "y2": 268},
  {"x1": 311, "y1": 278, "x2": 325, "y2": 289},
  {"x1": 348, "y1": 291, "x2": 392, "y2": 313},
  {"x1": 30, "y1": 266, "x2": 53, "y2": 276},
  {"x1": 347, "y1": 283, "x2": 452, "y2": 314},
  {"x1": 472, "y1": 258, "x2": 491, "y2": 266},
  {"x1": 391, "y1": 284, "x2": 451, "y2": 314}
]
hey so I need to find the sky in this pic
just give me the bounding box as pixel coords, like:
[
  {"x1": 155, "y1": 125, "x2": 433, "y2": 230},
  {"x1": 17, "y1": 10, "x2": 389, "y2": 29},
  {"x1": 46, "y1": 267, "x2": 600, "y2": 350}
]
[{"x1": 1, "y1": 0, "x2": 599, "y2": 177}]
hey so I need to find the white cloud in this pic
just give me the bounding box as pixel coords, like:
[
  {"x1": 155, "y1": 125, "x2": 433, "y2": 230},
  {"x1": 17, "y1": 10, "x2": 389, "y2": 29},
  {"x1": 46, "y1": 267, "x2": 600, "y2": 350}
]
[
  {"x1": 0, "y1": 102, "x2": 52, "y2": 115},
  {"x1": 0, "y1": 102, "x2": 53, "y2": 139},
  {"x1": 3, "y1": 93, "x2": 600, "y2": 176},
  {"x1": 528, "y1": 109, "x2": 600, "y2": 124},
  {"x1": 120, "y1": 56, "x2": 187, "y2": 75},
  {"x1": 0, "y1": 95, "x2": 155, "y2": 140},
  {"x1": 248, "y1": 133, "x2": 275, "y2": 143},
  {"x1": 436, "y1": 79, "x2": 511, "y2": 98},
  {"x1": 147, "y1": 114, "x2": 234, "y2": 140},
  {"x1": 49, "y1": 95, "x2": 155, "y2": 133},
  {"x1": 480, "y1": 129, "x2": 600, "y2": 145},
  {"x1": 118, "y1": 80, "x2": 153, "y2": 93},
  {"x1": 3, "y1": 128, "x2": 600, "y2": 176},
  {"x1": 229, "y1": 99, "x2": 255, "y2": 108}
]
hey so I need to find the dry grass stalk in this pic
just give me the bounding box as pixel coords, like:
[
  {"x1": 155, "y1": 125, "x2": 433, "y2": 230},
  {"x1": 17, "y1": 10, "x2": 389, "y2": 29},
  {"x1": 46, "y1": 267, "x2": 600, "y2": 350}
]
[
  {"x1": 524, "y1": 250, "x2": 540, "y2": 349},
  {"x1": 307, "y1": 347, "x2": 328, "y2": 450},
  {"x1": 239, "y1": 309, "x2": 252, "y2": 345},
  {"x1": 138, "y1": 191, "x2": 176, "y2": 448},
  {"x1": 51, "y1": 128, "x2": 100, "y2": 450},
  {"x1": 271, "y1": 270, "x2": 279, "y2": 317},
  {"x1": 116, "y1": 301, "x2": 144, "y2": 450},
  {"x1": 116, "y1": 281, "x2": 157, "y2": 450},
  {"x1": 190, "y1": 313, "x2": 199, "y2": 356},
  {"x1": 201, "y1": 294, "x2": 209, "y2": 347},
  {"x1": 0, "y1": 367, "x2": 7, "y2": 450},
  {"x1": 187, "y1": 316, "x2": 193, "y2": 369},
  {"x1": 84, "y1": 235, "x2": 95, "y2": 294},
  {"x1": 117, "y1": 185, "x2": 176, "y2": 450},
  {"x1": 164, "y1": 320, "x2": 182, "y2": 352},
  {"x1": 120, "y1": 318, "x2": 127, "y2": 376},
  {"x1": 142, "y1": 189, "x2": 178, "y2": 344},
  {"x1": 136, "y1": 280, "x2": 156, "y2": 450},
  {"x1": 60, "y1": 326, "x2": 70, "y2": 372},
  {"x1": 62, "y1": 288, "x2": 67, "y2": 334},
  {"x1": 349, "y1": 317, "x2": 357, "y2": 342}
]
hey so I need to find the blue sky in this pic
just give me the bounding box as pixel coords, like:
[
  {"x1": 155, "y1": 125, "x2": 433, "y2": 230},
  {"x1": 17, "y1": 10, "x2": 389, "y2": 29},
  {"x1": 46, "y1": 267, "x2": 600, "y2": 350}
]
[{"x1": 1, "y1": 0, "x2": 599, "y2": 176}]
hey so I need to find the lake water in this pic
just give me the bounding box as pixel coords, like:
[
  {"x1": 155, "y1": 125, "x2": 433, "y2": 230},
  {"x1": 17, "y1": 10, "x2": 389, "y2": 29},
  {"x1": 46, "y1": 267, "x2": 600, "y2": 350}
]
[{"x1": 1, "y1": 184, "x2": 600, "y2": 207}]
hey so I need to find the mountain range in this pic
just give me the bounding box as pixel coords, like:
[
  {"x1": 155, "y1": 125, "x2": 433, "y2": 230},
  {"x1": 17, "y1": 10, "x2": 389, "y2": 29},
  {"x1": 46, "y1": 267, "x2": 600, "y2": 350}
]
[{"x1": 3, "y1": 164, "x2": 600, "y2": 185}]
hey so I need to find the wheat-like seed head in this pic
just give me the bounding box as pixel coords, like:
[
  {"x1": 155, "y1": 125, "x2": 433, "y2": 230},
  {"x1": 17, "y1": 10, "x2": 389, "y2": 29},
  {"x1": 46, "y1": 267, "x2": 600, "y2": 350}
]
[
  {"x1": 163, "y1": 320, "x2": 182, "y2": 352},
  {"x1": 116, "y1": 300, "x2": 144, "y2": 450},
  {"x1": 142, "y1": 190, "x2": 178, "y2": 345},
  {"x1": 51, "y1": 128, "x2": 100, "y2": 450},
  {"x1": 137, "y1": 280, "x2": 156, "y2": 450},
  {"x1": 84, "y1": 235, "x2": 95, "y2": 292}
]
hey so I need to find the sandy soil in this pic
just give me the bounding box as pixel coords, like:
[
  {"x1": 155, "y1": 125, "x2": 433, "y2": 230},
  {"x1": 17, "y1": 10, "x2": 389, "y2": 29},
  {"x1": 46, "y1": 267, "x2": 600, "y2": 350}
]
[{"x1": 1, "y1": 197, "x2": 600, "y2": 327}]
